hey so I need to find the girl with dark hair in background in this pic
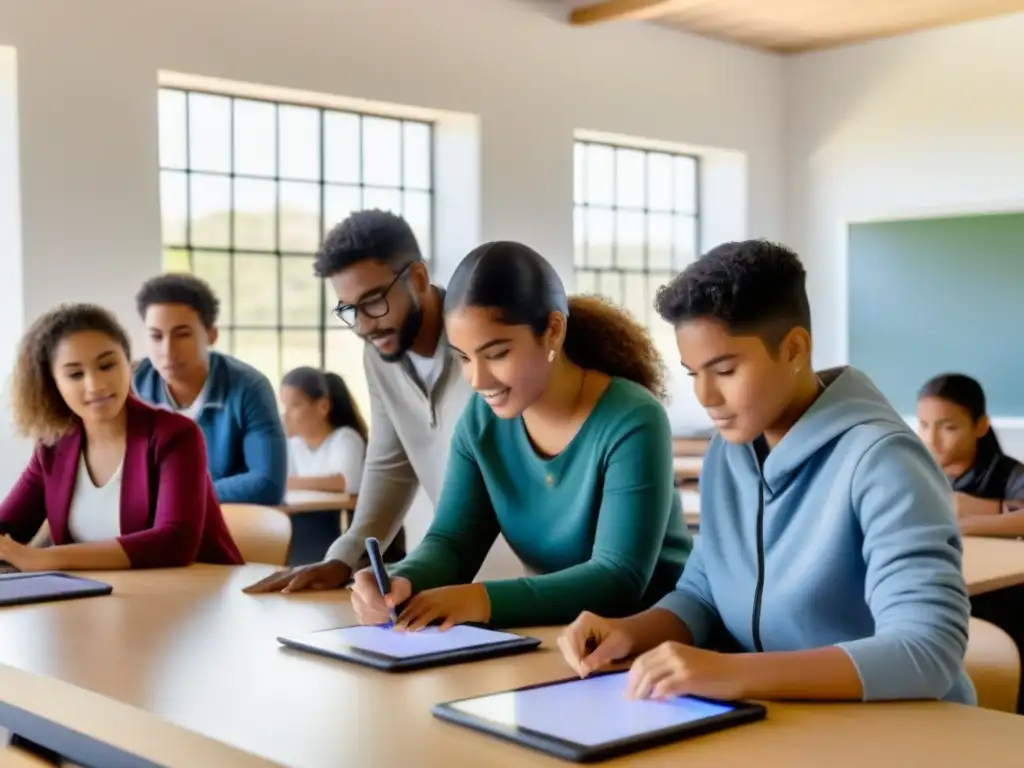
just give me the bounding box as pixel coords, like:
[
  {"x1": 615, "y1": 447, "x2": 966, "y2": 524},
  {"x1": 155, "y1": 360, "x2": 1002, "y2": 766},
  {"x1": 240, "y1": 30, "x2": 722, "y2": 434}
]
[
  {"x1": 350, "y1": 241, "x2": 692, "y2": 630},
  {"x1": 917, "y1": 373, "x2": 1024, "y2": 536},
  {"x1": 0, "y1": 304, "x2": 242, "y2": 571},
  {"x1": 280, "y1": 367, "x2": 368, "y2": 494}
]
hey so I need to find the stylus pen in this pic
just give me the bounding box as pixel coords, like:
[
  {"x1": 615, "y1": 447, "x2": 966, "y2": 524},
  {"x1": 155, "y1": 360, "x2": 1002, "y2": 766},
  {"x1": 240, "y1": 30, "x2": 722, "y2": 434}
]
[{"x1": 365, "y1": 537, "x2": 398, "y2": 625}]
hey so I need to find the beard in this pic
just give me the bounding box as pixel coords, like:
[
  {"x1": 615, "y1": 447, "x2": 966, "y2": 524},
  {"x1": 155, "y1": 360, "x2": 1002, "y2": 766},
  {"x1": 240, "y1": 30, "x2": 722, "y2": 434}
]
[{"x1": 364, "y1": 300, "x2": 423, "y2": 363}]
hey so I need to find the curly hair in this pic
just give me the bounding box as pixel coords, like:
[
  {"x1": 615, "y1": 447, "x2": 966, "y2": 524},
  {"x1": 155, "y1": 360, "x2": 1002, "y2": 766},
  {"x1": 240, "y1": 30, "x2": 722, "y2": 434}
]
[
  {"x1": 314, "y1": 208, "x2": 422, "y2": 278},
  {"x1": 135, "y1": 273, "x2": 220, "y2": 328},
  {"x1": 11, "y1": 304, "x2": 131, "y2": 445},
  {"x1": 444, "y1": 241, "x2": 668, "y2": 399},
  {"x1": 654, "y1": 239, "x2": 811, "y2": 350},
  {"x1": 562, "y1": 295, "x2": 667, "y2": 399}
]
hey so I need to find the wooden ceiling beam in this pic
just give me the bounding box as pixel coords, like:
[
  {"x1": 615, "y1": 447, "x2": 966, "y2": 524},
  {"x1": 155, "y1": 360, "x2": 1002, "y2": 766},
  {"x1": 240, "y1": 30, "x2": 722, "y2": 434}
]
[{"x1": 568, "y1": 0, "x2": 682, "y2": 26}]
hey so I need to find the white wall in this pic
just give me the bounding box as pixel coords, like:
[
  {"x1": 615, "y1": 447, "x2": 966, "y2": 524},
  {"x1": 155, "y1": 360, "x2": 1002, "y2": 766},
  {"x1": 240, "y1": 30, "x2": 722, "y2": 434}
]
[
  {"x1": 786, "y1": 11, "x2": 1024, "y2": 457},
  {"x1": 0, "y1": 0, "x2": 785, "y2": 568}
]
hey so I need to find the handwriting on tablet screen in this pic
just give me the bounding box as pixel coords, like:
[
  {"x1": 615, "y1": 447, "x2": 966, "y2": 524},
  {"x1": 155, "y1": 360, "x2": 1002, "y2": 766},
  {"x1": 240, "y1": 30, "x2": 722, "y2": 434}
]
[
  {"x1": 451, "y1": 672, "x2": 734, "y2": 746},
  {"x1": 321, "y1": 624, "x2": 521, "y2": 658}
]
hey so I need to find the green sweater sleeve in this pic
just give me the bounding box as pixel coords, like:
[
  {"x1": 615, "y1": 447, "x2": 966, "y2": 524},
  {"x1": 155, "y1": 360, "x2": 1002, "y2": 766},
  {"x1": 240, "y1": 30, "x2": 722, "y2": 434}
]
[
  {"x1": 483, "y1": 405, "x2": 676, "y2": 627},
  {"x1": 389, "y1": 424, "x2": 500, "y2": 592}
]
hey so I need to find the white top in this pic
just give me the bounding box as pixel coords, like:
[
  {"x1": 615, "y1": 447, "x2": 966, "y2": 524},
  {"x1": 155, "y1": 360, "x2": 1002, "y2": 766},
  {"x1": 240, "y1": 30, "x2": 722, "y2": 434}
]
[
  {"x1": 164, "y1": 378, "x2": 208, "y2": 420},
  {"x1": 66, "y1": 454, "x2": 124, "y2": 543},
  {"x1": 407, "y1": 349, "x2": 443, "y2": 392},
  {"x1": 287, "y1": 427, "x2": 366, "y2": 493}
]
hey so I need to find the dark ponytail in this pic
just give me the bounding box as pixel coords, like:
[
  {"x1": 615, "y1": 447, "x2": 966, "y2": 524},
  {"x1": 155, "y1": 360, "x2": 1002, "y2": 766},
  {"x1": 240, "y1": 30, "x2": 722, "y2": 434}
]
[
  {"x1": 918, "y1": 373, "x2": 1002, "y2": 454},
  {"x1": 444, "y1": 241, "x2": 668, "y2": 398},
  {"x1": 281, "y1": 366, "x2": 369, "y2": 441}
]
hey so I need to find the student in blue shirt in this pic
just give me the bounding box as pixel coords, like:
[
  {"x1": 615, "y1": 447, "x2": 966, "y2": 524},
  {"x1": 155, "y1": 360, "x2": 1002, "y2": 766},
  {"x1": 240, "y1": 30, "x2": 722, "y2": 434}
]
[
  {"x1": 132, "y1": 274, "x2": 287, "y2": 506},
  {"x1": 559, "y1": 240, "x2": 975, "y2": 706}
]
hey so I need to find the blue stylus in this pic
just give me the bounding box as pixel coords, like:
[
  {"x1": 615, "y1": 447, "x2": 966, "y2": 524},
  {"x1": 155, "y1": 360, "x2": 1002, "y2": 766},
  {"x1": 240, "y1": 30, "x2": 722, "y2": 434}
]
[{"x1": 365, "y1": 537, "x2": 398, "y2": 625}]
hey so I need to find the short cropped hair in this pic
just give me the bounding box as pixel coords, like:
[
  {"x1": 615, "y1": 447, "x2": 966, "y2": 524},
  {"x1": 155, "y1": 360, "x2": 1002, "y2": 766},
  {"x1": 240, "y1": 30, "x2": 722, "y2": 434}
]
[
  {"x1": 314, "y1": 209, "x2": 421, "y2": 279},
  {"x1": 654, "y1": 240, "x2": 811, "y2": 349},
  {"x1": 135, "y1": 273, "x2": 220, "y2": 328}
]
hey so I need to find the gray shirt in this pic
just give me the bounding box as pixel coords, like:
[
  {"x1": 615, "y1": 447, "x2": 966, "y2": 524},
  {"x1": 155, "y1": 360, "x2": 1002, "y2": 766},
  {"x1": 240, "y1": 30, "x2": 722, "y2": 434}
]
[{"x1": 324, "y1": 323, "x2": 472, "y2": 568}]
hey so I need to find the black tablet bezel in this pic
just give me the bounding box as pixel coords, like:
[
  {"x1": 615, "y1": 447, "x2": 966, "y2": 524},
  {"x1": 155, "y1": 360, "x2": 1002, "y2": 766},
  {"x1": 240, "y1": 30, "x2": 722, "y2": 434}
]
[
  {"x1": 0, "y1": 572, "x2": 113, "y2": 609},
  {"x1": 276, "y1": 623, "x2": 543, "y2": 672},
  {"x1": 431, "y1": 670, "x2": 767, "y2": 763}
]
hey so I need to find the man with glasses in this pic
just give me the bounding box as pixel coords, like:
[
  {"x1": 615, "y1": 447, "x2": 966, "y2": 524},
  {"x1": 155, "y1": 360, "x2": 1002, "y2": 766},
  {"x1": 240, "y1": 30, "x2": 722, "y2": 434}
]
[{"x1": 244, "y1": 209, "x2": 471, "y2": 593}]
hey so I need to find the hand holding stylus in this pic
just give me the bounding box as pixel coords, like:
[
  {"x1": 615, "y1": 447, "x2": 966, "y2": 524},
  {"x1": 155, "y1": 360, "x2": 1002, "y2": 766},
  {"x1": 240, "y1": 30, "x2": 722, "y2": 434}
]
[{"x1": 352, "y1": 568, "x2": 412, "y2": 626}]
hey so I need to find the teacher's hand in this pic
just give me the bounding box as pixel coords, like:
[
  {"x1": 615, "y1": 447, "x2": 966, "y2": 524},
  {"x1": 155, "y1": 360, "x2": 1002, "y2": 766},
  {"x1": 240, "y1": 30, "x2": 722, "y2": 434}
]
[
  {"x1": 242, "y1": 559, "x2": 352, "y2": 594},
  {"x1": 558, "y1": 611, "x2": 634, "y2": 677},
  {"x1": 351, "y1": 569, "x2": 412, "y2": 625},
  {"x1": 626, "y1": 642, "x2": 744, "y2": 701},
  {"x1": 393, "y1": 584, "x2": 491, "y2": 631}
]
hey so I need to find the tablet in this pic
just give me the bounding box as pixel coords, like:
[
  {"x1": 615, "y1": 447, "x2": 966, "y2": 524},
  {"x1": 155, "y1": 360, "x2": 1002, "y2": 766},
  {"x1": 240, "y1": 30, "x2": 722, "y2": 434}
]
[
  {"x1": 277, "y1": 623, "x2": 542, "y2": 671},
  {"x1": 432, "y1": 670, "x2": 767, "y2": 763},
  {"x1": 0, "y1": 572, "x2": 113, "y2": 608}
]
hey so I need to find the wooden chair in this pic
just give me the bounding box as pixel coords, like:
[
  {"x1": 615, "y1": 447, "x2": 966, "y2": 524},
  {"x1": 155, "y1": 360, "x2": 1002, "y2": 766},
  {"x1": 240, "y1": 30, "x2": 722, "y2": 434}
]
[
  {"x1": 965, "y1": 617, "x2": 1021, "y2": 713},
  {"x1": 219, "y1": 504, "x2": 292, "y2": 566}
]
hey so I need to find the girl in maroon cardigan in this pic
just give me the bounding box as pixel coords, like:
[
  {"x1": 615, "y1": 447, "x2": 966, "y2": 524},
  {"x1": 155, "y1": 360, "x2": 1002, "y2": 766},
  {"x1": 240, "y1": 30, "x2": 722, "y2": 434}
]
[{"x1": 0, "y1": 303, "x2": 243, "y2": 570}]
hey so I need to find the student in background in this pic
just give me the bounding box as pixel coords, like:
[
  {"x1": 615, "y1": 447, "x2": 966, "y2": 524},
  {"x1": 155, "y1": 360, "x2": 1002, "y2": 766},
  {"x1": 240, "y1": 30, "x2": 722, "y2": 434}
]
[
  {"x1": 280, "y1": 367, "x2": 367, "y2": 494},
  {"x1": 0, "y1": 304, "x2": 243, "y2": 571},
  {"x1": 917, "y1": 373, "x2": 1024, "y2": 536},
  {"x1": 558, "y1": 241, "x2": 974, "y2": 706},
  {"x1": 132, "y1": 274, "x2": 287, "y2": 506},
  {"x1": 350, "y1": 241, "x2": 692, "y2": 630}
]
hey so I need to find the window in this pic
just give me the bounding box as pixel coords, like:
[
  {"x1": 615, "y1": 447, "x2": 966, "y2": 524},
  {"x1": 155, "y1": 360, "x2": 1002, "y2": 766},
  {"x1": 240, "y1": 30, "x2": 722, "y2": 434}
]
[
  {"x1": 157, "y1": 87, "x2": 434, "y2": 403},
  {"x1": 573, "y1": 140, "x2": 699, "y2": 338}
]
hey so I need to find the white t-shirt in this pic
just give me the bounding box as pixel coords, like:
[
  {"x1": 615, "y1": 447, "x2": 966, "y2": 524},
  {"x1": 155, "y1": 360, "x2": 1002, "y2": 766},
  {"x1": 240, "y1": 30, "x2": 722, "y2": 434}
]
[
  {"x1": 67, "y1": 454, "x2": 123, "y2": 543},
  {"x1": 287, "y1": 427, "x2": 367, "y2": 493},
  {"x1": 407, "y1": 349, "x2": 442, "y2": 392},
  {"x1": 164, "y1": 378, "x2": 208, "y2": 421}
]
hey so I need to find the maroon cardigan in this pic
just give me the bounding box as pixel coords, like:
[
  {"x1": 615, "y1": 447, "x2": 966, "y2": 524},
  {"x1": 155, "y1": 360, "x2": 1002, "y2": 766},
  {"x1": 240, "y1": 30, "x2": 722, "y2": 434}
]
[{"x1": 0, "y1": 396, "x2": 243, "y2": 567}]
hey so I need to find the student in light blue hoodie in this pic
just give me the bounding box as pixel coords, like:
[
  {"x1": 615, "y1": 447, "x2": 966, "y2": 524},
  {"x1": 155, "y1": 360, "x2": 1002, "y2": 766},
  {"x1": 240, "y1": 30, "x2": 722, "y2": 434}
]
[{"x1": 558, "y1": 240, "x2": 975, "y2": 706}]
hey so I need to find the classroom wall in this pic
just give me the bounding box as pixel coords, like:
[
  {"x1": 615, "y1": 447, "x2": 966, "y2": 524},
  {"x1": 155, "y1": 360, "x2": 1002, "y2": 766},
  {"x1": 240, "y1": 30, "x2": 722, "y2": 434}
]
[
  {"x1": 0, "y1": 0, "x2": 785, "y2": 568},
  {"x1": 786, "y1": 11, "x2": 1024, "y2": 456}
]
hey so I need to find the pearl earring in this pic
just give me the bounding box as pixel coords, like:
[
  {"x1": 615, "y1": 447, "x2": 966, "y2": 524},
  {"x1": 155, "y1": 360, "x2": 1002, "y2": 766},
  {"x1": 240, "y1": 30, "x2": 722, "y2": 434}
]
[{"x1": 548, "y1": 349, "x2": 556, "y2": 362}]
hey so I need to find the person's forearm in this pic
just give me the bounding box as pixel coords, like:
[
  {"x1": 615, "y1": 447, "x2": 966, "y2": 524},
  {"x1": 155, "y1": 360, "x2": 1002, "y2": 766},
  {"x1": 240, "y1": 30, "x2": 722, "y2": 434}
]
[
  {"x1": 214, "y1": 471, "x2": 284, "y2": 505},
  {"x1": 287, "y1": 475, "x2": 347, "y2": 493},
  {"x1": 961, "y1": 508, "x2": 1024, "y2": 537},
  {"x1": 42, "y1": 541, "x2": 132, "y2": 571},
  {"x1": 622, "y1": 608, "x2": 694, "y2": 655},
  {"x1": 732, "y1": 646, "x2": 863, "y2": 701}
]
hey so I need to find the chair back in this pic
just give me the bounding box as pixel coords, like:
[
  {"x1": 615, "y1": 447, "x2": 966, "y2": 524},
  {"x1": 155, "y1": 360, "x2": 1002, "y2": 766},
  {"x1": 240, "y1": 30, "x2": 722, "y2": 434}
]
[
  {"x1": 219, "y1": 504, "x2": 292, "y2": 566},
  {"x1": 964, "y1": 617, "x2": 1021, "y2": 713}
]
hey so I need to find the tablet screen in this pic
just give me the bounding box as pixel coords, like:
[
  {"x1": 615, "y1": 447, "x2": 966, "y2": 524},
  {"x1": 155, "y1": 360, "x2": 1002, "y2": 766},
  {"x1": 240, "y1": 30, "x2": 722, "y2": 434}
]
[
  {"x1": 0, "y1": 574, "x2": 104, "y2": 602},
  {"x1": 309, "y1": 624, "x2": 527, "y2": 659},
  {"x1": 448, "y1": 671, "x2": 736, "y2": 746}
]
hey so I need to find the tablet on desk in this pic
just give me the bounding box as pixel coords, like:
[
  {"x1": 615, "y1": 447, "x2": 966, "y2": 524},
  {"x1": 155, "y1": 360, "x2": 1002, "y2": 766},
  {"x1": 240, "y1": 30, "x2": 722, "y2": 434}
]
[
  {"x1": 432, "y1": 670, "x2": 767, "y2": 763},
  {"x1": 0, "y1": 572, "x2": 113, "y2": 608},
  {"x1": 277, "y1": 623, "x2": 542, "y2": 671}
]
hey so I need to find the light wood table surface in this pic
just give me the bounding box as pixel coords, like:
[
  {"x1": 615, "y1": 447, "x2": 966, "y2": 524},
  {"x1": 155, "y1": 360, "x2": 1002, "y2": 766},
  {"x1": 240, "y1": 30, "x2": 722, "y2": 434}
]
[
  {"x1": 963, "y1": 536, "x2": 1024, "y2": 596},
  {"x1": 279, "y1": 490, "x2": 356, "y2": 514},
  {"x1": 1, "y1": 565, "x2": 1023, "y2": 767},
  {"x1": 673, "y1": 456, "x2": 702, "y2": 485}
]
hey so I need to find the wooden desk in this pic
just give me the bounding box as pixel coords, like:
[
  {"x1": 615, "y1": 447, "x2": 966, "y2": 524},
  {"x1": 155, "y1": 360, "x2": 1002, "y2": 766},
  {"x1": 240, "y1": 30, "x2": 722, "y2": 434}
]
[
  {"x1": 280, "y1": 490, "x2": 356, "y2": 514},
  {"x1": 673, "y1": 456, "x2": 702, "y2": 486},
  {"x1": 672, "y1": 435, "x2": 711, "y2": 457},
  {"x1": 963, "y1": 536, "x2": 1024, "y2": 596},
  {"x1": 0, "y1": 566, "x2": 1022, "y2": 767}
]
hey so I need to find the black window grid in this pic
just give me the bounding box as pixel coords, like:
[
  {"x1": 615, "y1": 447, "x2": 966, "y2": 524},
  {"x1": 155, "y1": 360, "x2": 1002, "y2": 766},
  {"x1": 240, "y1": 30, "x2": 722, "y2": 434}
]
[
  {"x1": 157, "y1": 86, "x2": 435, "y2": 382},
  {"x1": 573, "y1": 139, "x2": 700, "y2": 330}
]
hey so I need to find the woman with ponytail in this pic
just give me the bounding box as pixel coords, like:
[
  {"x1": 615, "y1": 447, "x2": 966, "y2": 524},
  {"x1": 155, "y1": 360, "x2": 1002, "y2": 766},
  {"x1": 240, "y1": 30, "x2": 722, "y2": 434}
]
[
  {"x1": 350, "y1": 241, "x2": 692, "y2": 630},
  {"x1": 279, "y1": 367, "x2": 367, "y2": 494},
  {"x1": 916, "y1": 373, "x2": 1024, "y2": 535}
]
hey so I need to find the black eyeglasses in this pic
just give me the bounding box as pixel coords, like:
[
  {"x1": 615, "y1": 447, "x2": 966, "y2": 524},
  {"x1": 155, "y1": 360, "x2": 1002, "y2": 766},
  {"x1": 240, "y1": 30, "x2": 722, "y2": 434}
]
[{"x1": 332, "y1": 262, "x2": 414, "y2": 328}]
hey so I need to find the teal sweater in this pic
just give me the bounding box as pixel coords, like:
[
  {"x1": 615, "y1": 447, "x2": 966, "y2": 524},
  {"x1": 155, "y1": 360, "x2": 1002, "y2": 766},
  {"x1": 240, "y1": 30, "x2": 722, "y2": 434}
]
[{"x1": 391, "y1": 377, "x2": 693, "y2": 627}]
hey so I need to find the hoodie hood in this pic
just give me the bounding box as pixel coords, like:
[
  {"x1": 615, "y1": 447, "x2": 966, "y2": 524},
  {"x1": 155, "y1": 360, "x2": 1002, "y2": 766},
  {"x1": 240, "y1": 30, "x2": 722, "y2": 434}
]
[{"x1": 759, "y1": 366, "x2": 911, "y2": 494}]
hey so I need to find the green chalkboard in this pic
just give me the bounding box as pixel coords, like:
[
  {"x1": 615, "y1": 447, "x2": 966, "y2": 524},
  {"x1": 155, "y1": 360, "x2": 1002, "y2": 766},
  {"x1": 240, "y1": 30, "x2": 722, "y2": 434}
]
[{"x1": 848, "y1": 212, "x2": 1024, "y2": 417}]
